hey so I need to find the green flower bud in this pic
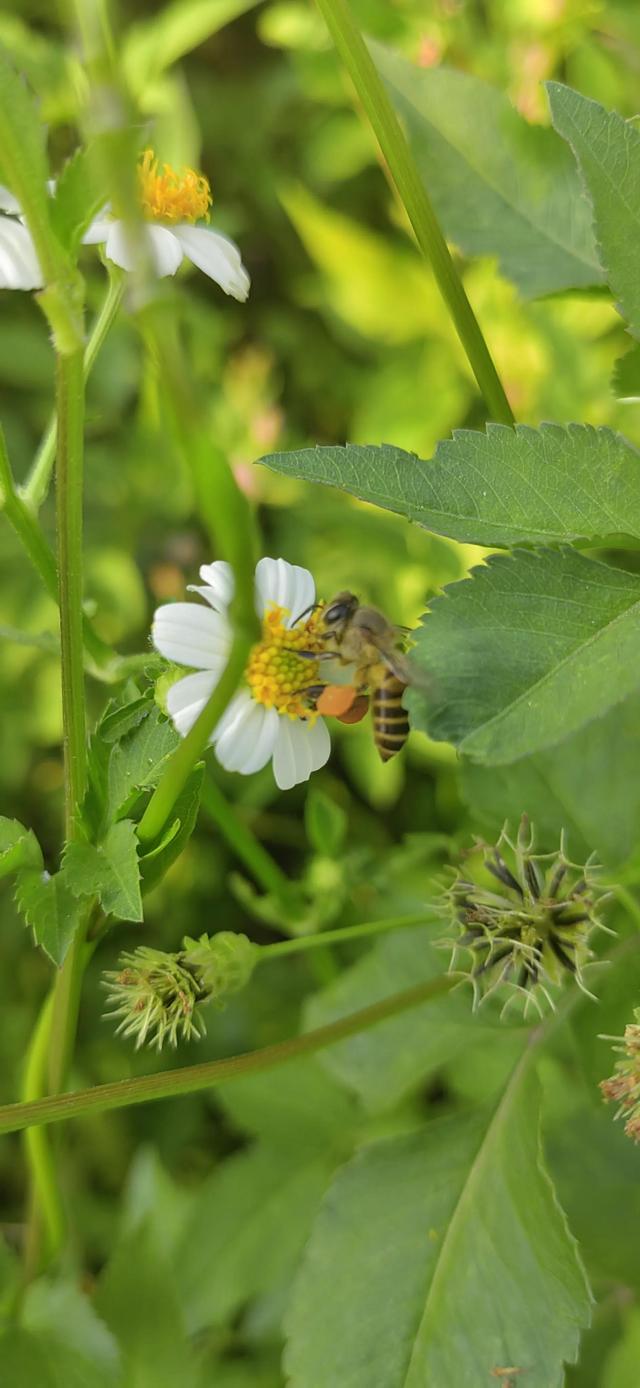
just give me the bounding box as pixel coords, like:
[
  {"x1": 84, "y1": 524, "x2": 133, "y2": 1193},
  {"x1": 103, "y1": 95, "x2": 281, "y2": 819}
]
[
  {"x1": 443, "y1": 816, "x2": 610, "y2": 1015},
  {"x1": 181, "y1": 931, "x2": 258, "y2": 1006}
]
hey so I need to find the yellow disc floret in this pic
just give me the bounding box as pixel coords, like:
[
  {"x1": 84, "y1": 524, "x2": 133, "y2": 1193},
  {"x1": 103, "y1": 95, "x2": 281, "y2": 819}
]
[
  {"x1": 137, "y1": 149, "x2": 212, "y2": 225},
  {"x1": 246, "y1": 604, "x2": 326, "y2": 719}
]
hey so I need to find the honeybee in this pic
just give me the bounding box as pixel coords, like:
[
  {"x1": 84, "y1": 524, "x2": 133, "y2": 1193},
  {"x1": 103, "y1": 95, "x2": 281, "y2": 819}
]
[{"x1": 312, "y1": 591, "x2": 419, "y2": 763}]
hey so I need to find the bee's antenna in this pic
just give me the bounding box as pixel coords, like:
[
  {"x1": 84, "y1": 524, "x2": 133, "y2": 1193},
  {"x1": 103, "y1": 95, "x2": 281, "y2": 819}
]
[{"x1": 292, "y1": 600, "x2": 321, "y2": 626}]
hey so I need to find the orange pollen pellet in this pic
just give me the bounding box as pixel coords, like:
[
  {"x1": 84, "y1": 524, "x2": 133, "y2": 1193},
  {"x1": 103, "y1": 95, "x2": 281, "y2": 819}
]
[
  {"x1": 245, "y1": 603, "x2": 325, "y2": 719},
  {"x1": 137, "y1": 149, "x2": 212, "y2": 225}
]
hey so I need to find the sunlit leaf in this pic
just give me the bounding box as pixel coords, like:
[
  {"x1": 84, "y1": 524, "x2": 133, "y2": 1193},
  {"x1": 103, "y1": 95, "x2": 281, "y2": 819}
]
[
  {"x1": 286, "y1": 1069, "x2": 591, "y2": 1387},
  {"x1": 374, "y1": 49, "x2": 602, "y2": 298},
  {"x1": 122, "y1": 0, "x2": 260, "y2": 93},
  {"x1": 260, "y1": 424, "x2": 640, "y2": 546},
  {"x1": 548, "y1": 84, "x2": 640, "y2": 336}
]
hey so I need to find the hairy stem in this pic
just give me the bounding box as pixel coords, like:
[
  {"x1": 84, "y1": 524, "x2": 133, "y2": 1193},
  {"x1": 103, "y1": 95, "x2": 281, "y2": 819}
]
[
  {"x1": 23, "y1": 273, "x2": 125, "y2": 511},
  {"x1": 314, "y1": 0, "x2": 514, "y2": 425},
  {"x1": 21, "y1": 996, "x2": 64, "y2": 1282},
  {"x1": 56, "y1": 350, "x2": 88, "y2": 836},
  {"x1": 0, "y1": 974, "x2": 461, "y2": 1136}
]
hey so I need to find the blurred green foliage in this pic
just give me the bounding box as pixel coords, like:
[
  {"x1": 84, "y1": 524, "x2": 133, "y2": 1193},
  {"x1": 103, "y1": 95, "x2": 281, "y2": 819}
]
[{"x1": 2, "y1": 0, "x2": 640, "y2": 1383}]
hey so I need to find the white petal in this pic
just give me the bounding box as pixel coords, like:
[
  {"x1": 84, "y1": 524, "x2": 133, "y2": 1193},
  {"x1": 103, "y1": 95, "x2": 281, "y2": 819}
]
[
  {"x1": 187, "y1": 560, "x2": 235, "y2": 612},
  {"x1": 0, "y1": 217, "x2": 43, "y2": 290},
  {"x1": 211, "y1": 689, "x2": 256, "y2": 765},
  {"x1": 255, "y1": 557, "x2": 316, "y2": 627},
  {"x1": 152, "y1": 602, "x2": 230, "y2": 669},
  {"x1": 172, "y1": 224, "x2": 250, "y2": 301},
  {"x1": 82, "y1": 208, "x2": 113, "y2": 244},
  {"x1": 166, "y1": 670, "x2": 218, "y2": 737},
  {"x1": 272, "y1": 716, "x2": 330, "y2": 791},
  {"x1": 103, "y1": 220, "x2": 184, "y2": 276},
  {"x1": 0, "y1": 187, "x2": 21, "y2": 214},
  {"x1": 214, "y1": 699, "x2": 278, "y2": 774}
]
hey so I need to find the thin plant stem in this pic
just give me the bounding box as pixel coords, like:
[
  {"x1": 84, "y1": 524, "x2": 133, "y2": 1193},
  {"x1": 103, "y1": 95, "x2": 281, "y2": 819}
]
[
  {"x1": 21, "y1": 995, "x2": 64, "y2": 1282},
  {"x1": 55, "y1": 349, "x2": 87, "y2": 837},
  {"x1": 259, "y1": 909, "x2": 440, "y2": 959},
  {"x1": 313, "y1": 0, "x2": 514, "y2": 425},
  {"x1": 200, "y1": 775, "x2": 289, "y2": 896},
  {"x1": 0, "y1": 974, "x2": 462, "y2": 1136},
  {"x1": 22, "y1": 273, "x2": 125, "y2": 512},
  {"x1": 137, "y1": 631, "x2": 253, "y2": 846}
]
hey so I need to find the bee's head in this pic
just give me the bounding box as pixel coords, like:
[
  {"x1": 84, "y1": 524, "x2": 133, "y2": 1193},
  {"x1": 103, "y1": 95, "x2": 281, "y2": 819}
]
[{"x1": 323, "y1": 592, "x2": 359, "y2": 628}]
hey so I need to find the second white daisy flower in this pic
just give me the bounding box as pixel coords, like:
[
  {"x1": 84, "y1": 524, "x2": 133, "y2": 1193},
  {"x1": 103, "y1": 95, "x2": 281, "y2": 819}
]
[{"x1": 152, "y1": 557, "x2": 331, "y2": 791}]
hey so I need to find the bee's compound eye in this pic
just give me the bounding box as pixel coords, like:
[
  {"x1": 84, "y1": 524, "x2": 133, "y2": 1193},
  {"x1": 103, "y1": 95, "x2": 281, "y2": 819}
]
[{"x1": 325, "y1": 603, "x2": 348, "y2": 624}]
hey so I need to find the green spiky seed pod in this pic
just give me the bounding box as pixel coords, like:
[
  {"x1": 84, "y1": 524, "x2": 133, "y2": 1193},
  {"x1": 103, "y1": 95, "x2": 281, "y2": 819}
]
[
  {"x1": 443, "y1": 816, "x2": 610, "y2": 1016},
  {"x1": 103, "y1": 931, "x2": 258, "y2": 1050},
  {"x1": 601, "y1": 1016, "x2": 640, "y2": 1143}
]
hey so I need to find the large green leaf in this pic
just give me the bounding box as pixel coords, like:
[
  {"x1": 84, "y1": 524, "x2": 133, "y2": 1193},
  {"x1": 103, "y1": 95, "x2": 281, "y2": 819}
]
[
  {"x1": 548, "y1": 84, "x2": 640, "y2": 336},
  {"x1": 409, "y1": 548, "x2": 640, "y2": 764},
  {"x1": 461, "y1": 692, "x2": 640, "y2": 867},
  {"x1": 373, "y1": 48, "x2": 602, "y2": 299},
  {"x1": 107, "y1": 704, "x2": 179, "y2": 823},
  {"x1": 95, "y1": 1224, "x2": 202, "y2": 1388},
  {"x1": 304, "y1": 928, "x2": 475, "y2": 1112},
  {"x1": 260, "y1": 424, "x2": 640, "y2": 547},
  {"x1": 0, "y1": 1279, "x2": 120, "y2": 1388},
  {"x1": 285, "y1": 1068, "x2": 591, "y2": 1387}
]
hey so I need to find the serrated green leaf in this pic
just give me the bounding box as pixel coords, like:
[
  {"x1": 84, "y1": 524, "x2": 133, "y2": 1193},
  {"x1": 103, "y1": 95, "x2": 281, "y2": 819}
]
[
  {"x1": 64, "y1": 820, "x2": 142, "y2": 923},
  {"x1": 122, "y1": 0, "x2": 260, "y2": 92},
  {"x1": 548, "y1": 83, "x2": 640, "y2": 336},
  {"x1": 461, "y1": 691, "x2": 640, "y2": 868},
  {"x1": 286, "y1": 1069, "x2": 591, "y2": 1388},
  {"x1": 0, "y1": 816, "x2": 42, "y2": 881},
  {"x1": 374, "y1": 48, "x2": 602, "y2": 299},
  {"x1": 612, "y1": 344, "x2": 640, "y2": 401},
  {"x1": 49, "y1": 146, "x2": 106, "y2": 254},
  {"x1": 107, "y1": 705, "x2": 179, "y2": 822},
  {"x1": 138, "y1": 764, "x2": 204, "y2": 892},
  {"x1": 409, "y1": 548, "x2": 640, "y2": 765},
  {"x1": 261, "y1": 424, "x2": 640, "y2": 547},
  {"x1": 304, "y1": 787, "x2": 347, "y2": 856},
  {"x1": 174, "y1": 1141, "x2": 340, "y2": 1335},
  {"x1": 15, "y1": 868, "x2": 86, "y2": 965},
  {"x1": 304, "y1": 928, "x2": 474, "y2": 1112}
]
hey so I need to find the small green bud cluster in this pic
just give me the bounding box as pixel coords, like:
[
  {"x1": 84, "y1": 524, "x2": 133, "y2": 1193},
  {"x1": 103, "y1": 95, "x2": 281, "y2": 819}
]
[
  {"x1": 444, "y1": 816, "x2": 609, "y2": 1015},
  {"x1": 601, "y1": 1015, "x2": 640, "y2": 1143},
  {"x1": 103, "y1": 931, "x2": 258, "y2": 1051}
]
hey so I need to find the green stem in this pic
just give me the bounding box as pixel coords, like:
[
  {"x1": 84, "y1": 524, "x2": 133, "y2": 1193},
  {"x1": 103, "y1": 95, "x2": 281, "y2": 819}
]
[
  {"x1": 56, "y1": 350, "x2": 87, "y2": 837},
  {"x1": 137, "y1": 631, "x2": 252, "y2": 846},
  {"x1": 200, "y1": 776, "x2": 289, "y2": 896},
  {"x1": 21, "y1": 995, "x2": 64, "y2": 1281},
  {"x1": 23, "y1": 273, "x2": 125, "y2": 512},
  {"x1": 0, "y1": 974, "x2": 461, "y2": 1136},
  {"x1": 260, "y1": 910, "x2": 439, "y2": 959},
  {"x1": 314, "y1": 0, "x2": 514, "y2": 425}
]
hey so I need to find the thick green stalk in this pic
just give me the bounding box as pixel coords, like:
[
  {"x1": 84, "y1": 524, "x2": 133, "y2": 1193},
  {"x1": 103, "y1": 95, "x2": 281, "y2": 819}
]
[
  {"x1": 201, "y1": 776, "x2": 289, "y2": 896},
  {"x1": 313, "y1": 0, "x2": 514, "y2": 425},
  {"x1": 55, "y1": 350, "x2": 87, "y2": 836},
  {"x1": 260, "y1": 909, "x2": 439, "y2": 959},
  {"x1": 23, "y1": 274, "x2": 125, "y2": 512},
  {"x1": 0, "y1": 974, "x2": 461, "y2": 1136},
  {"x1": 137, "y1": 631, "x2": 252, "y2": 845},
  {"x1": 21, "y1": 996, "x2": 64, "y2": 1281}
]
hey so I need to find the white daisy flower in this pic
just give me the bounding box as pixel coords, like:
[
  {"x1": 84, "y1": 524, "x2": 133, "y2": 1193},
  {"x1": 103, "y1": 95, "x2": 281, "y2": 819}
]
[
  {"x1": 0, "y1": 186, "x2": 43, "y2": 290},
  {"x1": 83, "y1": 149, "x2": 249, "y2": 301},
  {"x1": 152, "y1": 557, "x2": 331, "y2": 792}
]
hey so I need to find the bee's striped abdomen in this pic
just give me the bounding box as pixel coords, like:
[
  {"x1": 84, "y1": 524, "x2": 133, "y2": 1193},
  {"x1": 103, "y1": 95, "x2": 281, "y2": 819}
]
[{"x1": 372, "y1": 672, "x2": 409, "y2": 762}]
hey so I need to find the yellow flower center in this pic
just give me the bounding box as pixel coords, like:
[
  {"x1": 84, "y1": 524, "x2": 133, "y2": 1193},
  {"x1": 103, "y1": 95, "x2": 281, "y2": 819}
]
[
  {"x1": 246, "y1": 604, "x2": 326, "y2": 719},
  {"x1": 137, "y1": 149, "x2": 212, "y2": 225}
]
